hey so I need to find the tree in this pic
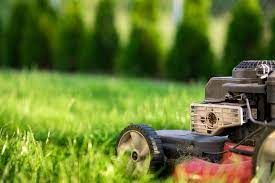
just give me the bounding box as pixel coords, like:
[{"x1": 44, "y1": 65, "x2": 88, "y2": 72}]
[
  {"x1": 79, "y1": 0, "x2": 119, "y2": 72},
  {"x1": 0, "y1": 18, "x2": 2, "y2": 65},
  {"x1": 166, "y1": 0, "x2": 215, "y2": 81},
  {"x1": 116, "y1": 0, "x2": 161, "y2": 77},
  {"x1": 222, "y1": 0, "x2": 263, "y2": 75},
  {"x1": 20, "y1": 4, "x2": 53, "y2": 69},
  {"x1": 54, "y1": 2, "x2": 84, "y2": 71},
  {"x1": 268, "y1": 14, "x2": 275, "y2": 59},
  {"x1": 3, "y1": 0, "x2": 31, "y2": 68},
  {"x1": 35, "y1": 0, "x2": 56, "y2": 17}
]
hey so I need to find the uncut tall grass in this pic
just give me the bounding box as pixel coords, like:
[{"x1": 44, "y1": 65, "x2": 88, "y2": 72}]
[{"x1": 0, "y1": 70, "x2": 203, "y2": 182}]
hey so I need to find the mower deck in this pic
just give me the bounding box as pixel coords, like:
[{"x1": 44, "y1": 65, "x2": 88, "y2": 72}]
[
  {"x1": 174, "y1": 143, "x2": 253, "y2": 182},
  {"x1": 156, "y1": 130, "x2": 253, "y2": 182},
  {"x1": 157, "y1": 130, "x2": 227, "y2": 162}
]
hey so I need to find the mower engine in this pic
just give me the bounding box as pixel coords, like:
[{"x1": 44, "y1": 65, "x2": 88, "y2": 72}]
[{"x1": 116, "y1": 60, "x2": 275, "y2": 182}]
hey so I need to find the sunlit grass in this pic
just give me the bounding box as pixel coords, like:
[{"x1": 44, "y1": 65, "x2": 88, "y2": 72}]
[{"x1": 0, "y1": 70, "x2": 204, "y2": 182}]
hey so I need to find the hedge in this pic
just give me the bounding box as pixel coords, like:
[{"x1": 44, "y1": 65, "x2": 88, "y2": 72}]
[
  {"x1": 222, "y1": 0, "x2": 263, "y2": 75},
  {"x1": 54, "y1": 2, "x2": 84, "y2": 71},
  {"x1": 79, "y1": 0, "x2": 119, "y2": 72},
  {"x1": 116, "y1": 0, "x2": 161, "y2": 77},
  {"x1": 166, "y1": 0, "x2": 215, "y2": 81},
  {"x1": 4, "y1": 0, "x2": 31, "y2": 68}
]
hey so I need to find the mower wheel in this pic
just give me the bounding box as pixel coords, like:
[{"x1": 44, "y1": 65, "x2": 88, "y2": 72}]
[
  {"x1": 116, "y1": 124, "x2": 166, "y2": 175},
  {"x1": 253, "y1": 127, "x2": 275, "y2": 182}
]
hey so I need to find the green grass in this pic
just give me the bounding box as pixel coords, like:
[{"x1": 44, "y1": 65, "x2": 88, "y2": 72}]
[{"x1": 0, "y1": 70, "x2": 204, "y2": 182}]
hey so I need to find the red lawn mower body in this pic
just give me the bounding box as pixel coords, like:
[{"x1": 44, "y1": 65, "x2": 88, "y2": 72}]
[
  {"x1": 116, "y1": 61, "x2": 275, "y2": 182},
  {"x1": 174, "y1": 142, "x2": 253, "y2": 183}
]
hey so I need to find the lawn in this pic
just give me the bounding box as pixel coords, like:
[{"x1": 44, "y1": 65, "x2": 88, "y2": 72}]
[{"x1": 0, "y1": 70, "x2": 204, "y2": 182}]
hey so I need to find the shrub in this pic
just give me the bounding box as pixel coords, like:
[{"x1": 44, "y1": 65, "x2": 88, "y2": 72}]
[
  {"x1": 116, "y1": 0, "x2": 161, "y2": 77},
  {"x1": 54, "y1": 2, "x2": 84, "y2": 71},
  {"x1": 35, "y1": 0, "x2": 56, "y2": 17},
  {"x1": 3, "y1": 0, "x2": 31, "y2": 68},
  {"x1": 79, "y1": 0, "x2": 119, "y2": 72},
  {"x1": 0, "y1": 18, "x2": 2, "y2": 65},
  {"x1": 20, "y1": 2, "x2": 54, "y2": 69},
  {"x1": 268, "y1": 14, "x2": 275, "y2": 58},
  {"x1": 222, "y1": 0, "x2": 263, "y2": 75},
  {"x1": 166, "y1": 0, "x2": 215, "y2": 81},
  {"x1": 130, "y1": 0, "x2": 158, "y2": 23}
]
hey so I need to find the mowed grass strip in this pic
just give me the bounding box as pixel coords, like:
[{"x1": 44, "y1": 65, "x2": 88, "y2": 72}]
[{"x1": 0, "y1": 70, "x2": 204, "y2": 182}]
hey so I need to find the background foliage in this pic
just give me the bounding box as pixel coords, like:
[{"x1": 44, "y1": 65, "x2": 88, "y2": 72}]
[
  {"x1": 166, "y1": 0, "x2": 214, "y2": 81},
  {"x1": 54, "y1": 2, "x2": 84, "y2": 71},
  {"x1": 116, "y1": 0, "x2": 161, "y2": 77},
  {"x1": 222, "y1": 0, "x2": 263, "y2": 75},
  {"x1": 80, "y1": 0, "x2": 119, "y2": 72},
  {"x1": 3, "y1": 1, "x2": 31, "y2": 68},
  {"x1": 0, "y1": 19, "x2": 2, "y2": 65},
  {"x1": 21, "y1": 1, "x2": 53, "y2": 69},
  {"x1": 0, "y1": 0, "x2": 274, "y2": 79},
  {"x1": 268, "y1": 14, "x2": 275, "y2": 58}
]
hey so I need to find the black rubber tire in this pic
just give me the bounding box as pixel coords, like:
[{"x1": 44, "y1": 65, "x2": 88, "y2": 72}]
[
  {"x1": 116, "y1": 124, "x2": 166, "y2": 173},
  {"x1": 253, "y1": 127, "x2": 275, "y2": 181}
]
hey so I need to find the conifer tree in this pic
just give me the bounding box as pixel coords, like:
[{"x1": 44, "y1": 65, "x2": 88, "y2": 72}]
[
  {"x1": 166, "y1": 0, "x2": 215, "y2": 81},
  {"x1": 4, "y1": 1, "x2": 31, "y2": 68},
  {"x1": 20, "y1": 5, "x2": 53, "y2": 69},
  {"x1": 268, "y1": 14, "x2": 275, "y2": 59},
  {"x1": 0, "y1": 18, "x2": 3, "y2": 65},
  {"x1": 54, "y1": 2, "x2": 84, "y2": 71},
  {"x1": 116, "y1": 0, "x2": 161, "y2": 77},
  {"x1": 79, "y1": 0, "x2": 119, "y2": 72},
  {"x1": 223, "y1": 0, "x2": 263, "y2": 74}
]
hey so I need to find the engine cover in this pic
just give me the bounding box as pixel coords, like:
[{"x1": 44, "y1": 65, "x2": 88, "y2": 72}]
[{"x1": 191, "y1": 103, "x2": 249, "y2": 135}]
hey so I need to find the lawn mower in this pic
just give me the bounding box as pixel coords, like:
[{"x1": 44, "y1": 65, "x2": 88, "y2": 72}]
[{"x1": 116, "y1": 60, "x2": 275, "y2": 182}]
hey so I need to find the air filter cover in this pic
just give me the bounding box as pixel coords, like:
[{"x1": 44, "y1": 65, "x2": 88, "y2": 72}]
[
  {"x1": 191, "y1": 103, "x2": 245, "y2": 135},
  {"x1": 233, "y1": 60, "x2": 275, "y2": 78}
]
